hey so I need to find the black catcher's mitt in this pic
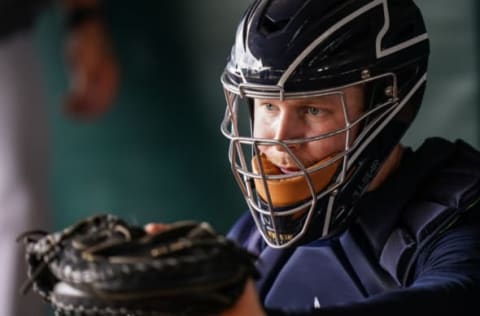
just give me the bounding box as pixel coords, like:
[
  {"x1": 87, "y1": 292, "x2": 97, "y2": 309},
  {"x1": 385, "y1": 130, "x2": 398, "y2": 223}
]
[{"x1": 18, "y1": 214, "x2": 258, "y2": 316}]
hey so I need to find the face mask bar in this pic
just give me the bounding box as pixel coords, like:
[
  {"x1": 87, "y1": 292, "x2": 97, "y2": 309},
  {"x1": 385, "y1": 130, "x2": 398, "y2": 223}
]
[{"x1": 221, "y1": 73, "x2": 401, "y2": 248}]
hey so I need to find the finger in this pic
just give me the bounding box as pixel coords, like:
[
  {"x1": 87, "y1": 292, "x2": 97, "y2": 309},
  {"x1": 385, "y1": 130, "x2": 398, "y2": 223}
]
[{"x1": 144, "y1": 223, "x2": 171, "y2": 235}]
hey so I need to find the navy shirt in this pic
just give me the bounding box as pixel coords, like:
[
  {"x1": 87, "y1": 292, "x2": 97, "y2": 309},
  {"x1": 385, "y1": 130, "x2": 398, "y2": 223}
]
[{"x1": 228, "y1": 138, "x2": 480, "y2": 315}]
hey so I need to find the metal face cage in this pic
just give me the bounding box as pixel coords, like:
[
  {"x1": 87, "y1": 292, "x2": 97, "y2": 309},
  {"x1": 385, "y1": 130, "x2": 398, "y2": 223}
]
[{"x1": 221, "y1": 73, "x2": 406, "y2": 248}]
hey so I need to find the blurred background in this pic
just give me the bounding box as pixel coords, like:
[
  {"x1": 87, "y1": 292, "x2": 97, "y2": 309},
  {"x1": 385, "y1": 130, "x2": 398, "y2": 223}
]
[
  {"x1": 0, "y1": 0, "x2": 478, "y2": 315},
  {"x1": 404, "y1": 0, "x2": 479, "y2": 147},
  {"x1": 37, "y1": 1, "x2": 251, "y2": 233}
]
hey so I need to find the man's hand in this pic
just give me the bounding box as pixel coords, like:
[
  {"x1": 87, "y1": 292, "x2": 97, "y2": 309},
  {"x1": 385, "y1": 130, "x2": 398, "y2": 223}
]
[{"x1": 64, "y1": 17, "x2": 119, "y2": 120}]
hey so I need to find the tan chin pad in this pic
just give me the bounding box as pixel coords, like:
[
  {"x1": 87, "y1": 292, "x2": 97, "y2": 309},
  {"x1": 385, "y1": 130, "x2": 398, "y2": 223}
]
[{"x1": 252, "y1": 155, "x2": 341, "y2": 207}]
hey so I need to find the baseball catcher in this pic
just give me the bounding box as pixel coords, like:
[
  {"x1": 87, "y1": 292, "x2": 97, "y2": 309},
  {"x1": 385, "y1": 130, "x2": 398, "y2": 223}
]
[{"x1": 18, "y1": 214, "x2": 258, "y2": 316}]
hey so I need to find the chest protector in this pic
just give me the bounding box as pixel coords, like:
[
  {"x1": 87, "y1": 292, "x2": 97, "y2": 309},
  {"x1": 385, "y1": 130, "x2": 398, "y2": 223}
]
[{"x1": 228, "y1": 138, "x2": 480, "y2": 311}]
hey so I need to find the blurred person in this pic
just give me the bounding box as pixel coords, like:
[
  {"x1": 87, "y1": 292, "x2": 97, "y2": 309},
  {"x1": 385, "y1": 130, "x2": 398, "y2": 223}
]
[{"x1": 0, "y1": 0, "x2": 119, "y2": 315}]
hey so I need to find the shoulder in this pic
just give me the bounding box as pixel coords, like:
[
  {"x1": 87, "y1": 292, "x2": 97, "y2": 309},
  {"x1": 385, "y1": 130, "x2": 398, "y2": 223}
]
[
  {"x1": 413, "y1": 137, "x2": 480, "y2": 170},
  {"x1": 361, "y1": 138, "x2": 480, "y2": 285},
  {"x1": 407, "y1": 137, "x2": 480, "y2": 210},
  {"x1": 402, "y1": 137, "x2": 480, "y2": 251}
]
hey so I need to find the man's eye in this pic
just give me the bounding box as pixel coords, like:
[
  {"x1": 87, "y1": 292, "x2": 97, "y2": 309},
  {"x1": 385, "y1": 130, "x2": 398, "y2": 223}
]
[
  {"x1": 264, "y1": 104, "x2": 276, "y2": 111},
  {"x1": 306, "y1": 107, "x2": 322, "y2": 116}
]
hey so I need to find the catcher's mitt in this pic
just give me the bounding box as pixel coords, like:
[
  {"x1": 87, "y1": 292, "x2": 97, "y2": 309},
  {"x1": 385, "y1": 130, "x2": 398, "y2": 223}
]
[{"x1": 18, "y1": 214, "x2": 258, "y2": 316}]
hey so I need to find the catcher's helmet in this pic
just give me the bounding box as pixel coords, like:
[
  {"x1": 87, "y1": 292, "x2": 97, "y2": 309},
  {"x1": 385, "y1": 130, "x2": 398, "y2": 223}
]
[{"x1": 221, "y1": 0, "x2": 429, "y2": 248}]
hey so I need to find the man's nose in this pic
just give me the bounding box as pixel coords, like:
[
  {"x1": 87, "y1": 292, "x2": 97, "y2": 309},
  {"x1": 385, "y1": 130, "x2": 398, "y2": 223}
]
[{"x1": 273, "y1": 111, "x2": 302, "y2": 148}]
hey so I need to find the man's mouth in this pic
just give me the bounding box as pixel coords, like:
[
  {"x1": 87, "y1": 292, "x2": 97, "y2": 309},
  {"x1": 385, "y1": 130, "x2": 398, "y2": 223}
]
[
  {"x1": 279, "y1": 167, "x2": 301, "y2": 174},
  {"x1": 251, "y1": 154, "x2": 342, "y2": 207}
]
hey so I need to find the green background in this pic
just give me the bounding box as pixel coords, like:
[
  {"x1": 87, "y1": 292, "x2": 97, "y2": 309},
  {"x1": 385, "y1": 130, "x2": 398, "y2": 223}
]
[
  {"x1": 34, "y1": 1, "x2": 479, "y2": 233},
  {"x1": 36, "y1": 1, "x2": 252, "y2": 232}
]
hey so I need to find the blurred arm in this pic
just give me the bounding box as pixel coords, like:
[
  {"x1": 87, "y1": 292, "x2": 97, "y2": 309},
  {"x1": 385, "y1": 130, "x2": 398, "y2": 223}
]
[{"x1": 58, "y1": 0, "x2": 120, "y2": 120}]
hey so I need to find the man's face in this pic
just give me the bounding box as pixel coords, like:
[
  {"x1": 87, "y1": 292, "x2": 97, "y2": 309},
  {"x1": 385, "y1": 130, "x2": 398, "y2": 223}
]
[{"x1": 253, "y1": 85, "x2": 364, "y2": 172}]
